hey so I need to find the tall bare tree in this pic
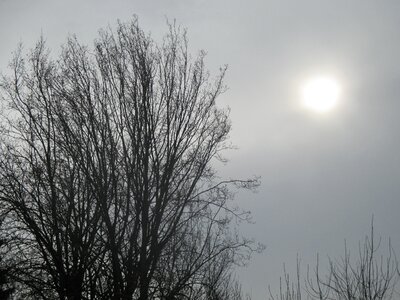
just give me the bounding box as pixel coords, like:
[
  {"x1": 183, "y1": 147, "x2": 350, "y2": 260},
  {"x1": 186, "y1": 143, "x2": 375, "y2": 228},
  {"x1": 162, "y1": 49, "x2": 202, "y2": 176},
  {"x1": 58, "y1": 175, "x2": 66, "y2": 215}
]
[
  {"x1": 0, "y1": 18, "x2": 259, "y2": 299},
  {"x1": 0, "y1": 39, "x2": 106, "y2": 299}
]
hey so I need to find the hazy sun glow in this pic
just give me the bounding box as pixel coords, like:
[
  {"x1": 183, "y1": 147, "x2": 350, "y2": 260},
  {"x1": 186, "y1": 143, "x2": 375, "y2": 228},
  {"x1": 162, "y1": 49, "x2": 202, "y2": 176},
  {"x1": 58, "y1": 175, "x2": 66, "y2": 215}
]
[{"x1": 301, "y1": 77, "x2": 341, "y2": 113}]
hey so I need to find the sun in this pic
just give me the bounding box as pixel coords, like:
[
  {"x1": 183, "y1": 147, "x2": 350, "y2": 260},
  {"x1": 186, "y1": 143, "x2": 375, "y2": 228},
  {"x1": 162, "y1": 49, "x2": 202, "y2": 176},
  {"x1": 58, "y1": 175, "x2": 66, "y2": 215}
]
[{"x1": 301, "y1": 77, "x2": 341, "y2": 113}]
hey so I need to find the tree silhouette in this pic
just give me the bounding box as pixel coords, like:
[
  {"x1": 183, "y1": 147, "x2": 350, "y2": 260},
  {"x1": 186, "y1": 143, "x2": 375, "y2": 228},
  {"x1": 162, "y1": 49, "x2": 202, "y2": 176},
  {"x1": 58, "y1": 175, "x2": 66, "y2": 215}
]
[
  {"x1": 0, "y1": 18, "x2": 259, "y2": 299},
  {"x1": 269, "y1": 221, "x2": 397, "y2": 300},
  {"x1": 306, "y1": 222, "x2": 396, "y2": 300}
]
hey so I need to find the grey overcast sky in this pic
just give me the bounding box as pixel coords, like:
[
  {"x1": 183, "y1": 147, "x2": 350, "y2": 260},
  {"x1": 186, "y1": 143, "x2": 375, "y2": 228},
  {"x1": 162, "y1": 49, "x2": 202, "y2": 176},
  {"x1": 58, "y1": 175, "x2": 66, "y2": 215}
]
[{"x1": 1, "y1": 0, "x2": 400, "y2": 298}]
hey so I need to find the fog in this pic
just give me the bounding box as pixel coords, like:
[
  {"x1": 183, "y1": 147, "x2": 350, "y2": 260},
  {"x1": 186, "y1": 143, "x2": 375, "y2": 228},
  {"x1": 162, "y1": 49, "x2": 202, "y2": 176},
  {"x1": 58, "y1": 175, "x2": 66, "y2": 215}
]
[{"x1": 1, "y1": 1, "x2": 400, "y2": 298}]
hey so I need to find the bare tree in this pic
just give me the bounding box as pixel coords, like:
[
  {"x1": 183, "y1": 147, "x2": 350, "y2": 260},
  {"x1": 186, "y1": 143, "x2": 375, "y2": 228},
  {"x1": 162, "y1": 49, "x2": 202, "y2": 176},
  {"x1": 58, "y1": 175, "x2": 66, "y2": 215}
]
[
  {"x1": 268, "y1": 221, "x2": 397, "y2": 300},
  {"x1": 0, "y1": 18, "x2": 259, "y2": 299},
  {"x1": 306, "y1": 222, "x2": 397, "y2": 300},
  {"x1": 0, "y1": 39, "x2": 107, "y2": 299},
  {"x1": 268, "y1": 257, "x2": 303, "y2": 300}
]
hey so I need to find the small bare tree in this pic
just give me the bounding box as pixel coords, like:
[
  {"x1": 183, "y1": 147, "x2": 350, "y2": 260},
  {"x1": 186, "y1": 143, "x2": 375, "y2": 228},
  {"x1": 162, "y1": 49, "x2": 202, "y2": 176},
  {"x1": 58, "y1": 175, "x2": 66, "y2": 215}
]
[
  {"x1": 306, "y1": 221, "x2": 397, "y2": 300},
  {"x1": 269, "y1": 221, "x2": 397, "y2": 300},
  {"x1": 268, "y1": 256, "x2": 303, "y2": 300}
]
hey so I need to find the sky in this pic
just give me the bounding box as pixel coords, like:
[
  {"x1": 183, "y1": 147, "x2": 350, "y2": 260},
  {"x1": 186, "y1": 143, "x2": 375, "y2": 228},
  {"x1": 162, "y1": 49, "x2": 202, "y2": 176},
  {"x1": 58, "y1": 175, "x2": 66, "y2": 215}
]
[{"x1": 1, "y1": 0, "x2": 400, "y2": 298}]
